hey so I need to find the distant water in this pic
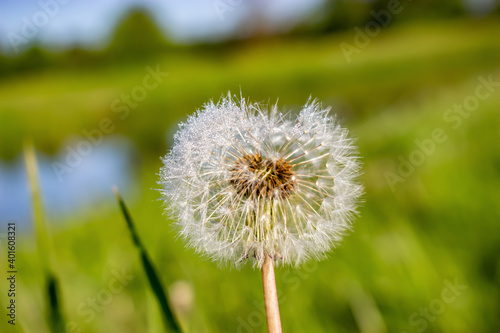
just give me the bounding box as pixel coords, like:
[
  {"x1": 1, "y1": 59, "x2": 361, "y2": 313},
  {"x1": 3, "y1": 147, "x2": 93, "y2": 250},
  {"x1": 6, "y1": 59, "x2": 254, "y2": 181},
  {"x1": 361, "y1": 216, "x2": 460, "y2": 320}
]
[{"x1": 0, "y1": 136, "x2": 137, "y2": 230}]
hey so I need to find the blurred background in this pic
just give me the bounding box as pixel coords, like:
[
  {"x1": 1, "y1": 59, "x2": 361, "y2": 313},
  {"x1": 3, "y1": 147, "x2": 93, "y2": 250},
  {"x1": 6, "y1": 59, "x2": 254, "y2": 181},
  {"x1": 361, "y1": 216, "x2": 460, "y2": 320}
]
[{"x1": 1, "y1": 0, "x2": 499, "y2": 332}]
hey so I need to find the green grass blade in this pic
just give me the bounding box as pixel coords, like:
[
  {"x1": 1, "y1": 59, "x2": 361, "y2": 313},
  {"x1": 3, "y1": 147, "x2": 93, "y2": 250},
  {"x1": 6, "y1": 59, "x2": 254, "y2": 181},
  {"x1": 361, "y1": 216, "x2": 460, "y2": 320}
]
[
  {"x1": 114, "y1": 187, "x2": 182, "y2": 333},
  {"x1": 24, "y1": 142, "x2": 50, "y2": 269},
  {"x1": 47, "y1": 275, "x2": 65, "y2": 332},
  {"x1": 24, "y1": 142, "x2": 65, "y2": 332}
]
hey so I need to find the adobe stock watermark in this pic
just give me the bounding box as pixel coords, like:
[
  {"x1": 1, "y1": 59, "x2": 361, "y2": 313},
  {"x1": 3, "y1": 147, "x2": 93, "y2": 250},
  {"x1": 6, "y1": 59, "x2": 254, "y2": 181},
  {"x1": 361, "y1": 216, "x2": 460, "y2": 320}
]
[
  {"x1": 51, "y1": 65, "x2": 168, "y2": 182},
  {"x1": 230, "y1": 261, "x2": 318, "y2": 333},
  {"x1": 213, "y1": 0, "x2": 245, "y2": 20},
  {"x1": 60, "y1": 267, "x2": 135, "y2": 333},
  {"x1": 340, "y1": 0, "x2": 411, "y2": 63},
  {"x1": 7, "y1": 0, "x2": 72, "y2": 54},
  {"x1": 385, "y1": 74, "x2": 500, "y2": 191},
  {"x1": 401, "y1": 278, "x2": 467, "y2": 333}
]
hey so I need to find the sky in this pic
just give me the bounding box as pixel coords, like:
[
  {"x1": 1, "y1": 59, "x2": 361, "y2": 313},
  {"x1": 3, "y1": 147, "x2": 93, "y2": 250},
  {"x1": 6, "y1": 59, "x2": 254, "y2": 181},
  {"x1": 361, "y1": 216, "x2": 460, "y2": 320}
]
[{"x1": 0, "y1": 0, "x2": 325, "y2": 53}]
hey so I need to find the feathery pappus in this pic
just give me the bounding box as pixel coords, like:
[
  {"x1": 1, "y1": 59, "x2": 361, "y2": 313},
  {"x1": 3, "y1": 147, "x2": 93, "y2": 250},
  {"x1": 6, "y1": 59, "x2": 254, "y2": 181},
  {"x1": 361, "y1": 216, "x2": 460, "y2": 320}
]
[{"x1": 160, "y1": 94, "x2": 362, "y2": 267}]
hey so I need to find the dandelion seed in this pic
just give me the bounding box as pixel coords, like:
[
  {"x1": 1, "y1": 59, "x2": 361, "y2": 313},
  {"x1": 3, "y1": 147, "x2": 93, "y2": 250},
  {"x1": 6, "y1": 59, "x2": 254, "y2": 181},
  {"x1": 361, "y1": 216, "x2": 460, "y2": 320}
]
[{"x1": 160, "y1": 93, "x2": 362, "y2": 268}]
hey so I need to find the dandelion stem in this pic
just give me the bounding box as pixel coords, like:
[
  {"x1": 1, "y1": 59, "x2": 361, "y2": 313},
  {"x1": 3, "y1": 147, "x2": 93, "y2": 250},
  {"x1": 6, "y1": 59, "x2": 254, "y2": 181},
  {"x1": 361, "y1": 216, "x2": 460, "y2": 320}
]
[{"x1": 261, "y1": 255, "x2": 282, "y2": 333}]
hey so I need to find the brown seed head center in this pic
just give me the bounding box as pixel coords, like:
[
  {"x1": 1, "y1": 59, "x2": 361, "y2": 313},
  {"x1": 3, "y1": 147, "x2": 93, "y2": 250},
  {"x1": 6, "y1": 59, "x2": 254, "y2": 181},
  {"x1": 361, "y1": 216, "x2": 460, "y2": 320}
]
[{"x1": 230, "y1": 153, "x2": 295, "y2": 199}]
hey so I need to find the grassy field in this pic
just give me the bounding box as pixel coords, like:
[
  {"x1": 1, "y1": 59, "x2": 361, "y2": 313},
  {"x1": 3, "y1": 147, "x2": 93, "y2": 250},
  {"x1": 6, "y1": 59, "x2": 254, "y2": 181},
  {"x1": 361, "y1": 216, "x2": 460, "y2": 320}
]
[{"x1": 1, "y1": 18, "x2": 500, "y2": 332}]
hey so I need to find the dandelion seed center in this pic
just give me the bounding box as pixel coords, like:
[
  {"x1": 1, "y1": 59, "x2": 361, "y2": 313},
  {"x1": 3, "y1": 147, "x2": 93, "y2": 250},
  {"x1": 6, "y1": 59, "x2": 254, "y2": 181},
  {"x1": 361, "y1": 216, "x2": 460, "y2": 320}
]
[{"x1": 230, "y1": 153, "x2": 296, "y2": 199}]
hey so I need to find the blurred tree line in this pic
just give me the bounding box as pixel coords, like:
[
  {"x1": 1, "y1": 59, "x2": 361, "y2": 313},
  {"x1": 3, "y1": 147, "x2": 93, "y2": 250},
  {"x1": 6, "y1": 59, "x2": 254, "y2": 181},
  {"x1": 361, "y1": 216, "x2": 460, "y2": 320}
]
[
  {"x1": 0, "y1": 0, "x2": 499, "y2": 76},
  {"x1": 0, "y1": 8, "x2": 170, "y2": 76},
  {"x1": 312, "y1": 0, "x2": 467, "y2": 33}
]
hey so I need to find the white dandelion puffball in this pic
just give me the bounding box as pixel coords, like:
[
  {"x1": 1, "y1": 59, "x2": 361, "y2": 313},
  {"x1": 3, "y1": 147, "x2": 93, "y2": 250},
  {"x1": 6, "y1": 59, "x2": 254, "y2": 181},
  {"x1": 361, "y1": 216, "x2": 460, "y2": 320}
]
[{"x1": 160, "y1": 94, "x2": 362, "y2": 267}]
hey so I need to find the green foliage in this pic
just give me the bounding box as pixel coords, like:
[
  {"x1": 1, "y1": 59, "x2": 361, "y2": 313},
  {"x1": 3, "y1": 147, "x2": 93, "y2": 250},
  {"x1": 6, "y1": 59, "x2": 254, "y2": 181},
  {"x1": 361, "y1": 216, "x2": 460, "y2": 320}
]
[
  {"x1": 24, "y1": 143, "x2": 65, "y2": 332},
  {"x1": 0, "y1": 18, "x2": 499, "y2": 332},
  {"x1": 114, "y1": 188, "x2": 182, "y2": 332},
  {"x1": 107, "y1": 7, "x2": 170, "y2": 61},
  {"x1": 312, "y1": 0, "x2": 468, "y2": 34}
]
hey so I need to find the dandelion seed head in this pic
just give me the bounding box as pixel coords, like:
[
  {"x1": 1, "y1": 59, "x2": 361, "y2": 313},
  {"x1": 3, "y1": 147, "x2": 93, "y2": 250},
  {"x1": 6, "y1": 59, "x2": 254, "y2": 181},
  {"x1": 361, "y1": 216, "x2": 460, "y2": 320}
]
[{"x1": 160, "y1": 93, "x2": 363, "y2": 268}]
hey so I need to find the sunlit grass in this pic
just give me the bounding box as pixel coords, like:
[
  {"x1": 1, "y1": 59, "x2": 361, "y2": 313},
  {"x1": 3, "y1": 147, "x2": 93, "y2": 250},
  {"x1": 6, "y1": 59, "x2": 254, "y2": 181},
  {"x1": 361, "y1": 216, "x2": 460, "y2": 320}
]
[
  {"x1": 0, "y1": 18, "x2": 499, "y2": 332},
  {"x1": 24, "y1": 142, "x2": 65, "y2": 333},
  {"x1": 114, "y1": 187, "x2": 182, "y2": 332},
  {"x1": 1, "y1": 18, "x2": 500, "y2": 159}
]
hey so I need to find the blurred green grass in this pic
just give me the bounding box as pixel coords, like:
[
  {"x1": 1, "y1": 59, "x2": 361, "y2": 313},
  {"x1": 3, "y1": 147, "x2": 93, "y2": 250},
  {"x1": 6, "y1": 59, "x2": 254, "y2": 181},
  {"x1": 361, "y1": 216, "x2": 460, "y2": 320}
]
[{"x1": 1, "y1": 18, "x2": 500, "y2": 332}]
